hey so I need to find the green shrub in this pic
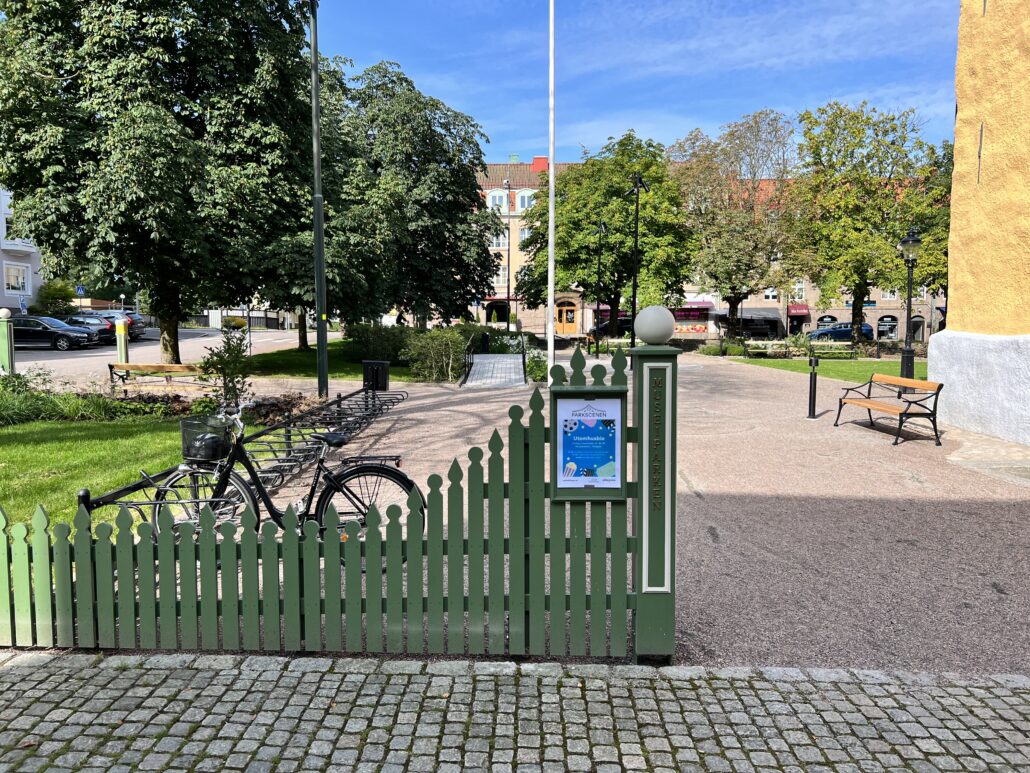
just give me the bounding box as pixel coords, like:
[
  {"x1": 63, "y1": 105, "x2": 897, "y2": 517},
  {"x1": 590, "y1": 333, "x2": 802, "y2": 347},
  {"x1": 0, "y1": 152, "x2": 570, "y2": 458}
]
[
  {"x1": 222, "y1": 316, "x2": 247, "y2": 330},
  {"x1": 346, "y1": 323, "x2": 414, "y2": 364},
  {"x1": 401, "y1": 328, "x2": 466, "y2": 382},
  {"x1": 698, "y1": 345, "x2": 722, "y2": 356},
  {"x1": 525, "y1": 349, "x2": 548, "y2": 382},
  {"x1": 200, "y1": 326, "x2": 253, "y2": 410},
  {"x1": 725, "y1": 344, "x2": 745, "y2": 356}
]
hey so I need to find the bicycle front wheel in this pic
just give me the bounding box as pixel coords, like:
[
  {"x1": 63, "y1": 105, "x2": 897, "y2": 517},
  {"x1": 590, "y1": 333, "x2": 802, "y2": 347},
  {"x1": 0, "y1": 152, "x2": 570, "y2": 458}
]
[
  {"x1": 153, "y1": 467, "x2": 258, "y2": 536},
  {"x1": 315, "y1": 464, "x2": 425, "y2": 543}
]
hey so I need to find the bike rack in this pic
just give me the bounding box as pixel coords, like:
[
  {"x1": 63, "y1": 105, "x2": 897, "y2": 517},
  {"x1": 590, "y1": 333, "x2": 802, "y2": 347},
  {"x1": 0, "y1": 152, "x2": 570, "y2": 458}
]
[{"x1": 78, "y1": 387, "x2": 409, "y2": 520}]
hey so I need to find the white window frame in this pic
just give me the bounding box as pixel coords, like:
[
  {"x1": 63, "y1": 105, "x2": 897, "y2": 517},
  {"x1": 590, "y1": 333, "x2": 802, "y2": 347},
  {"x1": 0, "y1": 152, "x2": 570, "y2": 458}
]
[
  {"x1": 487, "y1": 190, "x2": 508, "y2": 214},
  {"x1": 789, "y1": 280, "x2": 805, "y2": 302},
  {"x1": 519, "y1": 227, "x2": 532, "y2": 244},
  {"x1": 3, "y1": 260, "x2": 31, "y2": 297},
  {"x1": 516, "y1": 190, "x2": 535, "y2": 213},
  {"x1": 881, "y1": 288, "x2": 899, "y2": 300},
  {"x1": 763, "y1": 288, "x2": 778, "y2": 301},
  {"x1": 490, "y1": 232, "x2": 509, "y2": 249}
]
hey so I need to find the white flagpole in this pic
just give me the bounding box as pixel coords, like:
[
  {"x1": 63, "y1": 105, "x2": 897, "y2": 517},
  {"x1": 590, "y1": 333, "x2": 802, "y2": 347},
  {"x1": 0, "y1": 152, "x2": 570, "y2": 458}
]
[{"x1": 546, "y1": 0, "x2": 556, "y2": 378}]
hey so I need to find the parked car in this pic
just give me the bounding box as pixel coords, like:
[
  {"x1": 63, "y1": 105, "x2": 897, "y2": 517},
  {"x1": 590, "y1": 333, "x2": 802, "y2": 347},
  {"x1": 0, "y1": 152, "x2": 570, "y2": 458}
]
[
  {"x1": 60, "y1": 314, "x2": 117, "y2": 344},
  {"x1": 587, "y1": 318, "x2": 633, "y2": 339},
  {"x1": 9, "y1": 316, "x2": 98, "y2": 350},
  {"x1": 809, "y1": 322, "x2": 874, "y2": 342},
  {"x1": 76, "y1": 310, "x2": 145, "y2": 340}
]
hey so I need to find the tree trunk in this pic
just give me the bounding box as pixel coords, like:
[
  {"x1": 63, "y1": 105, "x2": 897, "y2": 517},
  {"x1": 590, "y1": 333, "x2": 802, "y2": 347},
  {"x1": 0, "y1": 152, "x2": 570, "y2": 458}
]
[
  {"x1": 606, "y1": 294, "x2": 622, "y2": 338},
  {"x1": 727, "y1": 298, "x2": 741, "y2": 340},
  {"x1": 158, "y1": 317, "x2": 181, "y2": 364},
  {"x1": 851, "y1": 285, "x2": 868, "y2": 344},
  {"x1": 297, "y1": 309, "x2": 310, "y2": 350}
]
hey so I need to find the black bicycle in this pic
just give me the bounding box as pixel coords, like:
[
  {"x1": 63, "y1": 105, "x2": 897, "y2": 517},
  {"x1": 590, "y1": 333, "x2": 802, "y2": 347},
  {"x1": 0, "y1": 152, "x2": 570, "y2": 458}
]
[{"x1": 152, "y1": 408, "x2": 425, "y2": 543}]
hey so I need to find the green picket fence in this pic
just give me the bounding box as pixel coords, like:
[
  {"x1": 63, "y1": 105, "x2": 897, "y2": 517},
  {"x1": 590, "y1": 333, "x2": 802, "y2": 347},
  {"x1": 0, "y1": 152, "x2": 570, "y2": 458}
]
[{"x1": 0, "y1": 392, "x2": 637, "y2": 659}]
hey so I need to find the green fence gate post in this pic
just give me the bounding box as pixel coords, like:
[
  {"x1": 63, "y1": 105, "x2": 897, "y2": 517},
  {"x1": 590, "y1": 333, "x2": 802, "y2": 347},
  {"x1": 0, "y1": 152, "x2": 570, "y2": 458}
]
[
  {"x1": 115, "y1": 319, "x2": 129, "y2": 364},
  {"x1": 630, "y1": 307, "x2": 679, "y2": 663},
  {"x1": 0, "y1": 315, "x2": 14, "y2": 376}
]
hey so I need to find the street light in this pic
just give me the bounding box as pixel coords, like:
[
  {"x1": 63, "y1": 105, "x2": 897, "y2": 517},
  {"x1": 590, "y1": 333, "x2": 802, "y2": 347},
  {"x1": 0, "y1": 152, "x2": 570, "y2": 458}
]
[
  {"x1": 119, "y1": 293, "x2": 125, "y2": 310},
  {"x1": 309, "y1": 0, "x2": 329, "y2": 398},
  {"x1": 593, "y1": 221, "x2": 607, "y2": 358},
  {"x1": 503, "y1": 179, "x2": 512, "y2": 332},
  {"x1": 626, "y1": 172, "x2": 649, "y2": 350},
  {"x1": 897, "y1": 228, "x2": 922, "y2": 380}
]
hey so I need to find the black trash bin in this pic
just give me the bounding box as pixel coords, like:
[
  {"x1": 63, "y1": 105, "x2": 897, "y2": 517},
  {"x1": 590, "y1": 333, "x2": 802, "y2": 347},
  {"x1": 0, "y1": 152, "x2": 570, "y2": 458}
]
[
  {"x1": 362, "y1": 360, "x2": 390, "y2": 391},
  {"x1": 480, "y1": 332, "x2": 490, "y2": 354}
]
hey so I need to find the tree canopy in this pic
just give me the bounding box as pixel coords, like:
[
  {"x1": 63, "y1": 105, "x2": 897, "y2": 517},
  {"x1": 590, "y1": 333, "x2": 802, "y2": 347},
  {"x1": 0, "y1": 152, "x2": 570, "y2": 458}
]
[{"x1": 516, "y1": 131, "x2": 690, "y2": 336}]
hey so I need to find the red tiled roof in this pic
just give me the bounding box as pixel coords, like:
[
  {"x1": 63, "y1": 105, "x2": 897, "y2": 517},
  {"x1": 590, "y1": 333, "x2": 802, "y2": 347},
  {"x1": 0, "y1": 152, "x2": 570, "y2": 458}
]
[{"x1": 476, "y1": 161, "x2": 578, "y2": 191}]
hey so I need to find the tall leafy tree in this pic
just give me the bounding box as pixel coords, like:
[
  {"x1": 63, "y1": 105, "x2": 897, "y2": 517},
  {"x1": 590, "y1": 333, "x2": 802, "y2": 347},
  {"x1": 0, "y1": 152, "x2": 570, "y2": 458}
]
[
  {"x1": 792, "y1": 102, "x2": 946, "y2": 342},
  {"x1": 516, "y1": 131, "x2": 689, "y2": 337},
  {"x1": 668, "y1": 110, "x2": 797, "y2": 338},
  {"x1": 0, "y1": 0, "x2": 311, "y2": 362}
]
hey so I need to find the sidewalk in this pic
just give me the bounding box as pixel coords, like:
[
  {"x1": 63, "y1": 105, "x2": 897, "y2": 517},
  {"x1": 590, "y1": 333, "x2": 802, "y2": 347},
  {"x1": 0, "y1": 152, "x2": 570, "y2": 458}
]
[{"x1": 1, "y1": 652, "x2": 1027, "y2": 772}]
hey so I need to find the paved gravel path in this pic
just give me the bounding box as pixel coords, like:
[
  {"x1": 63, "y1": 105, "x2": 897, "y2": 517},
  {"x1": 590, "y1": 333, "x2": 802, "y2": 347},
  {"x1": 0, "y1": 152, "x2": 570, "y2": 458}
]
[{"x1": 0, "y1": 651, "x2": 1027, "y2": 772}]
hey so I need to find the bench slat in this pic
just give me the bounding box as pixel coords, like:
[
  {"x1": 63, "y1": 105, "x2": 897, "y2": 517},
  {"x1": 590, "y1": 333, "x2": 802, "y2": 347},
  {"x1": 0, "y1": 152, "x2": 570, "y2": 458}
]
[
  {"x1": 112, "y1": 363, "x2": 204, "y2": 374},
  {"x1": 871, "y1": 373, "x2": 940, "y2": 391},
  {"x1": 842, "y1": 398, "x2": 905, "y2": 416}
]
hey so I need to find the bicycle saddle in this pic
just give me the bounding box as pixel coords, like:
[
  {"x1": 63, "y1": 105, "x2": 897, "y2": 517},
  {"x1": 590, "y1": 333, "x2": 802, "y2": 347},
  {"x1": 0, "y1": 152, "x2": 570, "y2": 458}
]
[{"x1": 311, "y1": 432, "x2": 348, "y2": 448}]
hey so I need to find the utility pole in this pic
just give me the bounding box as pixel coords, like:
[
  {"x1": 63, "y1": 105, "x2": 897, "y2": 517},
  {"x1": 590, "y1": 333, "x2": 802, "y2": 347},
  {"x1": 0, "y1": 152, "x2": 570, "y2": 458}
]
[
  {"x1": 594, "y1": 221, "x2": 607, "y2": 358},
  {"x1": 627, "y1": 172, "x2": 649, "y2": 350},
  {"x1": 546, "y1": 0, "x2": 556, "y2": 376},
  {"x1": 310, "y1": 0, "x2": 329, "y2": 398},
  {"x1": 504, "y1": 179, "x2": 512, "y2": 333}
]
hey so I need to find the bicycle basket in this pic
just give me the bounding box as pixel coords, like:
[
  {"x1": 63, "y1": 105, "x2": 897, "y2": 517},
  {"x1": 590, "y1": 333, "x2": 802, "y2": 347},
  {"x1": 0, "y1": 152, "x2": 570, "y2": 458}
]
[{"x1": 181, "y1": 416, "x2": 233, "y2": 462}]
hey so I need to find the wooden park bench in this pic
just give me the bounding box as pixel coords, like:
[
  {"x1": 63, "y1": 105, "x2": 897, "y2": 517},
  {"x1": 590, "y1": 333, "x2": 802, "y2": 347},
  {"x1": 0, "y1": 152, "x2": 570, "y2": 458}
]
[
  {"x1": 108, "y1": 362, "x2": 211, "y2": 396},
  {"x1": 743, "y1": 340, "x2": 791, "y2": 359},
  {"x1": 834, "y1": 373, "x2": 944, "y2": 446},
  {"x1": 809, "y1": 340, "x2": 857, "y2": 359}
]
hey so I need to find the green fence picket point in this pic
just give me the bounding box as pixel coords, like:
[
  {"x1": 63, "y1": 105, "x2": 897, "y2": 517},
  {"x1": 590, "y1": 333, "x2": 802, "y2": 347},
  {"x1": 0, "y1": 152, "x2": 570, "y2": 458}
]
[
  {"x1": 590, "y1": 363, "x2": 607, "y2": 388},
  {"x1": 466, "y1": 446, "x2": 485, "y2": 654},
  {"x1": 302, "y1": 519, "x2": 322, "y2": 651},
  {"x1": 136, "y1": 522, "x2": 158, "y2": 649},
  {"x1": 344, "y1": 519, "x2": 362, "y2": 652},
  {"x1": 93, "y1": 522, "x2": 115, "y2": 650},
  {"x1": 178, "y1": 523, "x2": 199, "y2": 650},
  {"x1": 549, "y1": 363, "x2": 567, "y2": 387},
  {"x1": 425, "y1": 475, "x2": 444, "y2": 654},
  {"x1": 10, "y1": 524, "x2": 32, "y2": 646},
  {"x1": 322, "y1": 509, "x2": 343, "y2": 652},
  {"x1": 589, "y1": 502, "x2": 607, "y2": 656},
  {"x1": 569, "y1": 501, "x2": 587, "y2": 656},
  {"x1": 260, "y1": 520, "x2": 281, "y2": 651},
  {"x1": 365, "y1": 506, "x2": 383, "y2": 653},
  {"x1": 611, "y1": 347, "x2": 628, "y2": 387},
  {"x1": 385, "y1": 504, "x2": 404, "y2": 653},
  {"x1": 569, "y1": 346, "x2": 587, "y2": 386},
  {"x1": 0, "y1": 507, "x2": 12, "y2": 647},
  {"x1": 198, "y1": 507, "x2": 219, "y2": 650},
  {"x1": 72, "y1": 508, "x2": 96, "y2": 648},
  {"x1": 219, "y1": 522, "x2": 240, "y2": 651},
  {"x1": 30, "y1": 508, "x2": 54, "y2": 648},
  {"x1": 240, "y1": 509, "x2": 260, "y2": 651},
  {"x1": 610, "y1": 500, "x2": 628, "y2": 657},
  {"x1": 114, "y1": 509, "x2": 135, "y2": 649},
  {"x1": 281, "y1": 509, "x2": 302, "y2": 652},
  {"x1": 157, "y1": 509, "x2": 178, "y2": 649},
  {"x1": 507, "y1": 407, "x2": 526, "y2": 656},
  {"x1": 549, "y1": 501, "x2": 567, "y2": 656},
  {"x1": 405, "y1": 487, "x2": 424, "y2": 654},
  {"x1": 527, "y1": 390, "x2": 546, "y2": 656},
  {"x1": 445, "y1": 461, "x2": 464, "y2": 654},
  {"x1": 487, "y1": 430, "x2": 505, "y2": 654}
]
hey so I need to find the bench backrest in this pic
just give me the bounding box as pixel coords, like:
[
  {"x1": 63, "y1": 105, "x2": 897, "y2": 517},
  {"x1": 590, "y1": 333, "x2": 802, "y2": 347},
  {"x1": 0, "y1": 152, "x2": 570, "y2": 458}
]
[
  {"x1": 111, "y1": 362, "x2": 204, "y2": 375},
  {"x1": 871, "y1": 373, "x2": 942, "y2": 393}
]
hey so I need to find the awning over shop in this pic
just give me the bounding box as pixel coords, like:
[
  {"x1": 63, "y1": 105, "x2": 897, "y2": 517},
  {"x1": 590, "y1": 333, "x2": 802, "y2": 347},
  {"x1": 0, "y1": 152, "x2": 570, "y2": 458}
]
[
  {"x1": 713, "y1": 308, "x2": 781, "y2": 321},
  {"x1": 787, "y1": 304, "x2": 809, "y2": 316},
  {"x1": 683, "y1": 301, "x2": 715, "y2": 310}
]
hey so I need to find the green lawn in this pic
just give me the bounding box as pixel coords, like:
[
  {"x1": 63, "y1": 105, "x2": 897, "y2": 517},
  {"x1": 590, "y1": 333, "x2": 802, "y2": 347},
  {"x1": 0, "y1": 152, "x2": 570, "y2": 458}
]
[
  {"x1": 247, "y1": 339, "x2": 414, "y2": 382},
  {"x1": 733, "y1": 357, "x2": 928, "y2": 382},
  {"x1": 0, "y1": 419, "x2": 182, "y2": 525}
]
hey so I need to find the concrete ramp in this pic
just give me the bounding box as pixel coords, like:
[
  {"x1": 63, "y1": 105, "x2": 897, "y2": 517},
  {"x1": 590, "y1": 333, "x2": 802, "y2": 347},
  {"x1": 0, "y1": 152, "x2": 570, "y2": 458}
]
[{"x1": 462, "y1": 354, "x2": 525, "y2": 389}]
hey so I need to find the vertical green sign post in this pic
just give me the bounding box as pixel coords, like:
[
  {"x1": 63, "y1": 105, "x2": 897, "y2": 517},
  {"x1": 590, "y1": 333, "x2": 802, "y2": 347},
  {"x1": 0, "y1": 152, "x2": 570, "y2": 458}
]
[
  {"x1": 115, "y1": 319, "x2": 129, "y2": 364},
  {"x1": 630, "y1": 307, "x2": 679, "y2": 662},
  {"x1": 0, "y1": 312, "x2": 14, "y2": 376}
]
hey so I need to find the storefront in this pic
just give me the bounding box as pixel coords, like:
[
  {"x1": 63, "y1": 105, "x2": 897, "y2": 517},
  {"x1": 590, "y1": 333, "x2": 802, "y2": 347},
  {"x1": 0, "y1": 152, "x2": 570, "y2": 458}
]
[
  {"x1": 672, "y1": 302, "x2": 713, "y2": 335},
  {"x1": 787, "y1": 304, "x2": 809, "y2": 335}
]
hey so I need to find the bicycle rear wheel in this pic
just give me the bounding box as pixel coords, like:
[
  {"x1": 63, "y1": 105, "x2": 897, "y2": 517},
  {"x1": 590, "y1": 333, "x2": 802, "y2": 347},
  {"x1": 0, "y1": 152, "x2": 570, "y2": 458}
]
[
  {"x1": 315, "y1": 464, "x2": 425, "y2": 544},
  {"x1": 152, "y1": 467, "x2": 258, "y2": 536}
]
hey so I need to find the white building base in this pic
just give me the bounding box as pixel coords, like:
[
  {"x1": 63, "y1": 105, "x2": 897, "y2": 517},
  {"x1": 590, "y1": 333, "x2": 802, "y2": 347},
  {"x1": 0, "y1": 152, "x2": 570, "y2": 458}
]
[{"x1": 928, "y1": 329, "x2": 1030, "y2": 446}]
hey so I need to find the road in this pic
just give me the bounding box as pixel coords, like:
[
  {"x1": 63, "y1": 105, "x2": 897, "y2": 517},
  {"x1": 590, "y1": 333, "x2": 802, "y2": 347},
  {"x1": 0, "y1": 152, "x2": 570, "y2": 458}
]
[{"x1": 13, "y1": 328, "x2": 305, "y2": 385}]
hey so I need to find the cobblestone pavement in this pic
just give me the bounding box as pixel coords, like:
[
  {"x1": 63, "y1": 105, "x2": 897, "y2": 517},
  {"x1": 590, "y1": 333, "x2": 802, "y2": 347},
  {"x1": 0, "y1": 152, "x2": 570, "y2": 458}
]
[{"x1": 1, "y1": 652, "x2": 1028, "y2": 772}]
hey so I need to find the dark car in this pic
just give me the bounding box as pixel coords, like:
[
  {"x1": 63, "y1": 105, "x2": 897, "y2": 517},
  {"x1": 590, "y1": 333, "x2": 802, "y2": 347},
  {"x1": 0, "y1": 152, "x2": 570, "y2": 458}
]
[
  {"x1": 60, "y1": 314, "x2": 117, "y2": 344},
  {"x1": 80, "y1": 310, "x2": 145, "y2": 340},
  {"x1": 588, "y1": 318, "x2": 633, "y2": 340},
  {"x1": 10, "y1": 316, "x2": 98, "y2": 350},
  {"x1": 809, "y1": 322, "x2": 874, "y2": 341}
]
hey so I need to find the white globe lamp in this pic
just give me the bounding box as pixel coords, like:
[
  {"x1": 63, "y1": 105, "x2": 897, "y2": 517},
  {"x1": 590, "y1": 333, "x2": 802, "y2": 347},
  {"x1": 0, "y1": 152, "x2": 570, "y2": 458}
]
[
  {"x1": 634, "y1": 305, "x2": 675, "y2": 345},
  {"x1": 0, "y1": 308, "x2": 11, "y2": 320}
]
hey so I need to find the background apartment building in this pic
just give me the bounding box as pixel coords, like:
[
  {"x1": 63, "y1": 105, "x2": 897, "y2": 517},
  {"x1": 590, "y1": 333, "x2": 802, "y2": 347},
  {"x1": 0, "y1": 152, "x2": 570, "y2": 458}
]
[{"x1": 1, "y1": 189, "x2": 42, "y2": 315}]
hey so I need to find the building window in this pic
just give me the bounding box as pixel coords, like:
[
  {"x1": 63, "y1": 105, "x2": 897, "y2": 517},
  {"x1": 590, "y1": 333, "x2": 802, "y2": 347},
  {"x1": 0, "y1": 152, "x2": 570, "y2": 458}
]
[
  {"x1": 881, "y1": 288, "x2": 898, "y2": 300},
  {"x1": 487, "y1": 191, "x2": 508, "y2": 213},
  {"x1": 817, "y1": 315, "x2": 837, "y2": 329},
  {"x1": 494, "y1": 267, "x2": 507, "y2": 287},
  {"x1": 877, "y1": 315, "x2": 899, "y2": 340},
  {"x1": 519, "y1": 227, "x2": 531, "y2": 244},
  {"x1": 915, "y1": 286, "x2": 928, "y2": 300},
  {"x1": 789, "y1": 280, "x2": 805, "y2": 302},
  {"x1": 490, "y1": 233, "x2": 509, "y2": 249},
  {"x1": 3, "y1": 261, "x2": 30, "y2": 295},
  {"x1": 516, "y1": 191, "x2": 535, "y2": 212},
  {"x1": 764, "y1": 288, "x2": 778, "y2": 301}
]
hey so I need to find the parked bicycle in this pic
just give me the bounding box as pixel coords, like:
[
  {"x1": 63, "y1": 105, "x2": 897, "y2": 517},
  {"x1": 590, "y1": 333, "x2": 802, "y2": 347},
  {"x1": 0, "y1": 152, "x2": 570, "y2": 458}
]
[{"x1": 153, "y1": 407, "x2": 425, "y2": 542}]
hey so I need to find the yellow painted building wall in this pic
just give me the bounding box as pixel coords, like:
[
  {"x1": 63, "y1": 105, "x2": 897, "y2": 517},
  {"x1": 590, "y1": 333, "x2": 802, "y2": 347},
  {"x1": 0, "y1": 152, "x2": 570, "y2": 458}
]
[{"x1": 947, "y1": 1, "x2": 1030, "y2": 335}]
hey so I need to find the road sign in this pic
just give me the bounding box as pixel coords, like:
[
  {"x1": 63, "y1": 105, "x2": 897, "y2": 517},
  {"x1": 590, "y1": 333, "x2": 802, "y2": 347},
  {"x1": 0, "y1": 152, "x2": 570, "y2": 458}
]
[
  {"x1": 19, "y1": 295, "x2": 27, "y2": 314},
  {"x1": 75, "y1": 285, "x2": 86, "y2": 297}
]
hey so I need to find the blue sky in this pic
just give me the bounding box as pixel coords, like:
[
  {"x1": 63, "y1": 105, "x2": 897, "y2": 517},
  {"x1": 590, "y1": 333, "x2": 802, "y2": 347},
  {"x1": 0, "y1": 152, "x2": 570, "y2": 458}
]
[{"x1": 317, "y1": 0, "x2": 960, "y2": 163}]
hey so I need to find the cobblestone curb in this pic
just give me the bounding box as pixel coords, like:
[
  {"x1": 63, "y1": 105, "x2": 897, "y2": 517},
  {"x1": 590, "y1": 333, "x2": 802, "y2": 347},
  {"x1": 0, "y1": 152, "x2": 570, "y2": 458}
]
[{"x1": 0, "y1": 652, "x2": 1027, "y2": 771}]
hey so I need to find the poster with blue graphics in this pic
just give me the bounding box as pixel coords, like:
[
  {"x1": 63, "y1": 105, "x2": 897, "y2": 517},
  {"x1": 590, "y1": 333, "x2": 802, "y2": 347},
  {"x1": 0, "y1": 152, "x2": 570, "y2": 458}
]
[{"x1": 555, "y1": 397, "x2": 622, "y2": 489}]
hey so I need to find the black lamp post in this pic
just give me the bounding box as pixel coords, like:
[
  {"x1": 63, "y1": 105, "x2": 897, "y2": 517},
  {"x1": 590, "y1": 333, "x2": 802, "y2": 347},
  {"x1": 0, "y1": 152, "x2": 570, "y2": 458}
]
[
  {"x1": 594, "y1": 220, "x2": 607, "y2": 358},
  {"x1": 309, "y1": 0, "x2": 329, "y2": 398},
  {"x1": 626, "y1": 172, "x2": 649, "y2": 350},
  {"x1": 503, "y1": 179, "x2": 512, "y2": 332},
  {"x1": 897, "y1": 228, "x2": 922, "y2": 380}
]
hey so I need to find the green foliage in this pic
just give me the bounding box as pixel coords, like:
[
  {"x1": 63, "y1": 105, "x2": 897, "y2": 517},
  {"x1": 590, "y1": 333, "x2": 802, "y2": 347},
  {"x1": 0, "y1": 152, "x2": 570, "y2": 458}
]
[
  {"x1": 516, "y1": 132, "x2": 691, "y2": 337},
  {"x1": 0, "y1": 385, "x2": 180, "y2": 426},
  {"x1": 200, "y1": 327, "x2": 253, "y2": 411},
  {"x1": 698, "y1": 345, "x2": 722, "y2": 356},
  {"x1": 30, "y1": 279, "x2": 77, "y2": 317},
  {"x1": 401, "y1": 328, "x2": 467, "y2": 382},
  {"x1": 524, "y1": 349, "x2": 549, "y2": 382},
  {"x1": 222, "y1": 316, "x2": 248, "y2": 330},
  {"x1": 346, "y1": 323, "x2": 415, "y2": 364}
]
